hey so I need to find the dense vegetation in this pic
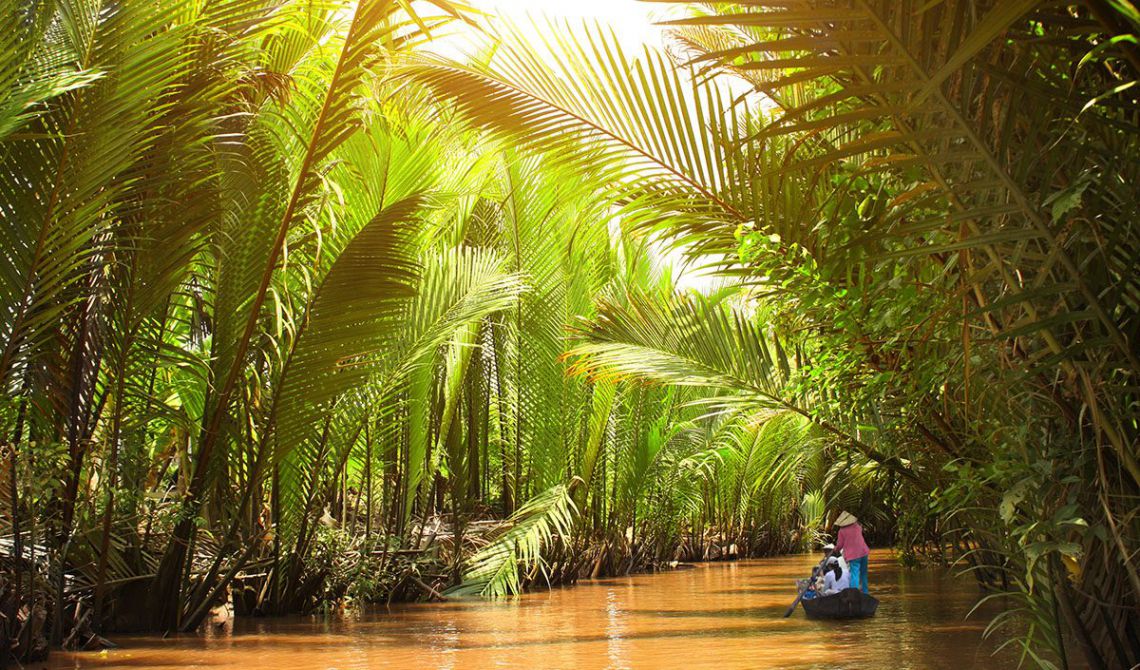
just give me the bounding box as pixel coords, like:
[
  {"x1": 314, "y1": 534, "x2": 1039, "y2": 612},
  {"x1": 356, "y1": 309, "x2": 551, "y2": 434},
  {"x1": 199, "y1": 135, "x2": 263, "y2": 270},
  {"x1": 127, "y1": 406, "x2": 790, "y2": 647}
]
[{"x1": 1, "y1": 1, "x2": 1137, "y2": 668}]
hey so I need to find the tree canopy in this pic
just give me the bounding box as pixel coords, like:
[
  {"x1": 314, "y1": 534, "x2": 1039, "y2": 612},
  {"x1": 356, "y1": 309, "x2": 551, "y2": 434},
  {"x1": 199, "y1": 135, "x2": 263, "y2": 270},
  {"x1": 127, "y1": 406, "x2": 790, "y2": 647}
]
[{"x1": 1, "y1": 1, "x2": 1138, "y2": 667}]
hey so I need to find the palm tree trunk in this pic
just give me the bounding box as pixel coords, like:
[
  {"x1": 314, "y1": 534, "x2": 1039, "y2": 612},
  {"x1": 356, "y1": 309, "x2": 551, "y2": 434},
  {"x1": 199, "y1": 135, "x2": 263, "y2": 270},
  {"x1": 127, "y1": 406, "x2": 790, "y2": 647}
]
[{"x1": 7, "y1": 386, "x2": 29, "y2": 645}]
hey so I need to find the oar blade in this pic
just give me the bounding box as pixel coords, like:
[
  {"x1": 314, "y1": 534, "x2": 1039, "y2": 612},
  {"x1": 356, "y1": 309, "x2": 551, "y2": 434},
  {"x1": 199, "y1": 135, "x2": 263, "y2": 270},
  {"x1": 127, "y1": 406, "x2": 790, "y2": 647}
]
[{"x1": 782, "y1": 593, "x2": 803, "y2": 618}]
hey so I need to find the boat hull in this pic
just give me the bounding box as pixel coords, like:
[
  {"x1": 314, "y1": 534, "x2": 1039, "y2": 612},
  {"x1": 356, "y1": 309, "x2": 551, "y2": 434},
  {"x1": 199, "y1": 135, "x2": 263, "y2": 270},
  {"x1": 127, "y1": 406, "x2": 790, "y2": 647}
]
[{"x1": 801, "y1": 587, "x2": 878, "y2": 619}]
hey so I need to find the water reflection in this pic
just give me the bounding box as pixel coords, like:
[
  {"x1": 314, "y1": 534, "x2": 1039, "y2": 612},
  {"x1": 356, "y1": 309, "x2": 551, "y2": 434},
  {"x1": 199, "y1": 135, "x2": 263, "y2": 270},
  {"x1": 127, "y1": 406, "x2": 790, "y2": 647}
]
[{"x1": 44, "y1": 553, "x2": 1016, "y2": 670}]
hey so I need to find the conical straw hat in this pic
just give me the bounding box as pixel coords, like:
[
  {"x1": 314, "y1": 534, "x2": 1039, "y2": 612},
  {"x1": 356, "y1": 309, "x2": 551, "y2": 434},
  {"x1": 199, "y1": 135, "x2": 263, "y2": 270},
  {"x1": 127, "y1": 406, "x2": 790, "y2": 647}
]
[{"x1": 834, "y1": 511, "x2": 858, "y2": 527}]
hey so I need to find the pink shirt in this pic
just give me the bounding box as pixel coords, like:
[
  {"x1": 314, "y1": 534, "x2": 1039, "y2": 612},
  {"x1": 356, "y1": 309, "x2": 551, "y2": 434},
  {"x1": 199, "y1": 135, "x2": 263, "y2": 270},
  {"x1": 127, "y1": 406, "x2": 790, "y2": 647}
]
[{"x1": 835, "y1": 523, "x2": 870, "y2": 561}]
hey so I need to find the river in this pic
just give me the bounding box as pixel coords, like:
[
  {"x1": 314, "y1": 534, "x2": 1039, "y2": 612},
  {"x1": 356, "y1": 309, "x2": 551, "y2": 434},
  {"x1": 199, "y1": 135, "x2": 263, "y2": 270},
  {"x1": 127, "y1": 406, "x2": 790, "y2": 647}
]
[{"x1": 42, "y1": 552, "x2": 1015, "y2": 669}]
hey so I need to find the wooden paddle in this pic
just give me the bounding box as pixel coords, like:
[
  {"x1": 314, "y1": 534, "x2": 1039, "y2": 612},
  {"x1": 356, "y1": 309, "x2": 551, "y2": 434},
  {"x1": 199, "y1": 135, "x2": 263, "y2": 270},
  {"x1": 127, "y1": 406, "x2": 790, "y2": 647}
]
[{"x1": 783, "y1": 555, "x2": 831, "y2": 618}]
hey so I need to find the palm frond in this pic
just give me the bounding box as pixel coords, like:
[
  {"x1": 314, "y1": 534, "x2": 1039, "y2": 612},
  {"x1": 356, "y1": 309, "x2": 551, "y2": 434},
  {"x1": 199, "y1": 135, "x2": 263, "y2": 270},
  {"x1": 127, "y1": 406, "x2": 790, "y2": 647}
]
[
  {"x1": 273, "y1": 196, "x2": 423, "y2": 463},
  {"x1": 447, "y1": 483, "x2": 577, "y2": 597},
  {"x1": 401, "y1": 20, "x2": 754, "y2": 250}
]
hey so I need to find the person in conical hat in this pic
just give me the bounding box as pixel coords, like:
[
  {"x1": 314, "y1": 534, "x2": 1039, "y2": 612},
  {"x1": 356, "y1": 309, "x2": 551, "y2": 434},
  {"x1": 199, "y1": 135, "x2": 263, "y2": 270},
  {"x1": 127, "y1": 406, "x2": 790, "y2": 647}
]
[{"x1": 831, "y1": 511, "x2": 870, "y2": 593}]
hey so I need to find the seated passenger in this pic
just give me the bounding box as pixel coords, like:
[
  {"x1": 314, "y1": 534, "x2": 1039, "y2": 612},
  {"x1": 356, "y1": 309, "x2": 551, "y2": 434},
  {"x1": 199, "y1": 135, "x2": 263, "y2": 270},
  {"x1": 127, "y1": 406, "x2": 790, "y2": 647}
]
[
  {"x1": 801, "y1": 566, "x2": 825, "y2": 599},
  {"x1": 821, "y1": 556, "x2": 850, "y2": 595}
]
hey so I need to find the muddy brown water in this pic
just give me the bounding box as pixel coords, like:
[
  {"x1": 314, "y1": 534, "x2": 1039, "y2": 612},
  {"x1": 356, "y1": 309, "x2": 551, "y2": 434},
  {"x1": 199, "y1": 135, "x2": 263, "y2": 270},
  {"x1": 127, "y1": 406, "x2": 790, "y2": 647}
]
[{"x1": 42, "y1": 552, "x2": 1017, "y2": 669}]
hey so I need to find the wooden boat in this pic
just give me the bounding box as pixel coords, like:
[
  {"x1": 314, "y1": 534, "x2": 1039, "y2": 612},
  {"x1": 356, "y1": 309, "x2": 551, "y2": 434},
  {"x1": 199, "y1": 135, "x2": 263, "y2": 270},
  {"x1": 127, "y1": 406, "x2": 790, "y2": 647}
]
[{"x1": 801, "y1": 587, "x2": 879, "y2": 619}]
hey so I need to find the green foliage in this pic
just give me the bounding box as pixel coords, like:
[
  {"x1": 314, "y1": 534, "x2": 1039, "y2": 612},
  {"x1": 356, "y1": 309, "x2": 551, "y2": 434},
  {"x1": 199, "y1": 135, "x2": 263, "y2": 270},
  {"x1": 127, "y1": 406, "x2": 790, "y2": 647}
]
[
  {"x1": 402, "y1": 3, "x2": 1140, "y2": 665},
  {"x1": 2, "y1": 4, "x2": 1137, "y2": 668},
  {"x1": 448, "y1": 483, "x2": 578, "y2": 597}
]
